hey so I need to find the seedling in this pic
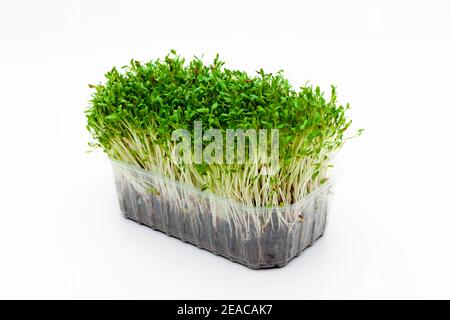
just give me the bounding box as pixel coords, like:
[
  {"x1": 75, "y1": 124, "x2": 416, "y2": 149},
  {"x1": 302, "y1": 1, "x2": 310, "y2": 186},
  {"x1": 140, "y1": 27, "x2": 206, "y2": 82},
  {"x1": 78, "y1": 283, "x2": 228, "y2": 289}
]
[
  {"x1": 86, "y1": 51, "x2": 360, "y2": 268},
  {"x1": 86, "y1": 50, "x2": 357, "y2": 207}
]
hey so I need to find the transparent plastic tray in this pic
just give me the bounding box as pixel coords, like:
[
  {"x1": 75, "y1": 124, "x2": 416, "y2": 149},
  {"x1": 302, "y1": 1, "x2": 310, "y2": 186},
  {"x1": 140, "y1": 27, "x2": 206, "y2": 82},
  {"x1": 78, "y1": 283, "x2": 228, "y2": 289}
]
[{"x1": 111, "y1": 160, "x2": 334, "y2": 269}]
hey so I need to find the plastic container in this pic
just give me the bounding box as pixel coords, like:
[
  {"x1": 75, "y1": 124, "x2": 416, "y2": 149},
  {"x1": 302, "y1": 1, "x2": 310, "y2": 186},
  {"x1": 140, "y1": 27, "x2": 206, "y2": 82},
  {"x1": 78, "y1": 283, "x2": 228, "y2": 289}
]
[{"x1": 111, "y1": 160, "x2": 334, "y2": 269}]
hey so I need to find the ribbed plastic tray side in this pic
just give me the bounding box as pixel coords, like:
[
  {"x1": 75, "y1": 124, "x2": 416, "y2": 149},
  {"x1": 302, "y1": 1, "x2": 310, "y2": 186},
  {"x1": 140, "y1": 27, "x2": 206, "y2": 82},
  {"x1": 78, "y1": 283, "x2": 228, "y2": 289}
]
[{"x1": 111, "y1": 160, "x2": 333, "y2": 269}]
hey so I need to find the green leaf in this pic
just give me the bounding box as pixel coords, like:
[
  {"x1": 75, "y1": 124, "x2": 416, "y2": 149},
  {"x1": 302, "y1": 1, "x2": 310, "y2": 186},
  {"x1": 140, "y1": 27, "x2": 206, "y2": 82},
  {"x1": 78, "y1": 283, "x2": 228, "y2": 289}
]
[{"x1": 105, "y1": 114, "x2": 119, "y2": 121}]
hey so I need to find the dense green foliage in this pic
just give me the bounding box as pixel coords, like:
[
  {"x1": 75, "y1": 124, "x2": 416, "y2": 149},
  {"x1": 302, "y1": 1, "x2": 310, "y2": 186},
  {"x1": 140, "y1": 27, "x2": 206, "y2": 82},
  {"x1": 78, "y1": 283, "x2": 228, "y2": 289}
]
[{"x1": 86, "y1": 50, "x2": 357, "y2": 207}]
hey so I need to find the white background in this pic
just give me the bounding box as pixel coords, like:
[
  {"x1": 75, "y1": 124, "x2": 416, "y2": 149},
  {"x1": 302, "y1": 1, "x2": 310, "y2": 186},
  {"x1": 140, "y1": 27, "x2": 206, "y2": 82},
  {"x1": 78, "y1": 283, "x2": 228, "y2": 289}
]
[{"x1": 1, "y1": 0, "x2": 449, "y2": 299}]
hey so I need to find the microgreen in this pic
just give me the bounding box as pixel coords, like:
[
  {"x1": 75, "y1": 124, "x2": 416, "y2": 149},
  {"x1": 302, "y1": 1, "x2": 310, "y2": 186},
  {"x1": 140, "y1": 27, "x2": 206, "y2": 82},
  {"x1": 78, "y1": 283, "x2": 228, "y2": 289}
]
[{"x1": 86, "y1": 50, "x2": 359, "y2": 207}]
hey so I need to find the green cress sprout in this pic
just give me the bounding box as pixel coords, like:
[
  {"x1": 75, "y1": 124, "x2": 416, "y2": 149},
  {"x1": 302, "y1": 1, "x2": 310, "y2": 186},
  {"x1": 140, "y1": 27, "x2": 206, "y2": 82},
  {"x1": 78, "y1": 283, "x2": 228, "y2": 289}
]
[{"x1": 86, "y1": 50, "x2": 359, "y2": 207}]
